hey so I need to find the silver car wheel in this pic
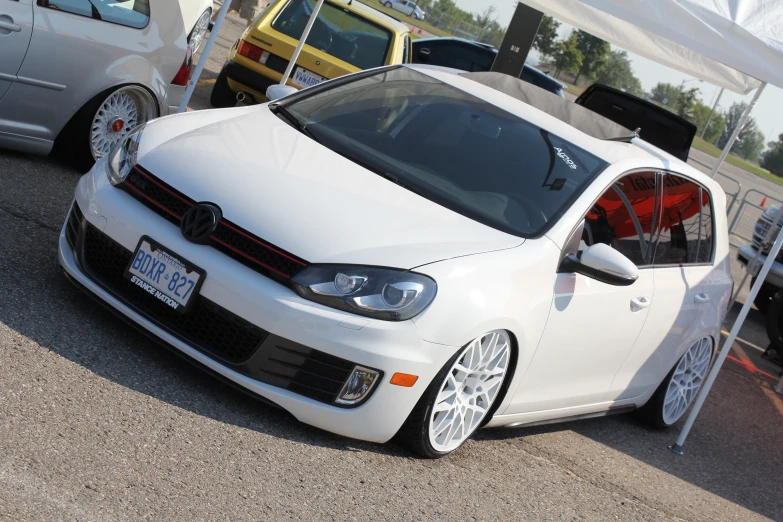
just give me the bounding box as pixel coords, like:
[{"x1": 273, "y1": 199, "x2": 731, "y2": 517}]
[
  {"x1": 428, "y1": 330, "x2": 510, "y2": 453},
  {"x1": 662, "y1": 338, "x2": 713, "y2": 425},
  {"x1": 190, "y1": 9, "x2": 211, "y2": 54},
  {"x1": 89, "y1": 86, "x2": 154, "y2": 161}
]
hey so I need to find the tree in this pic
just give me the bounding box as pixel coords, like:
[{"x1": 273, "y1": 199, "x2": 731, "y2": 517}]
[
  {"x1": 573, "y1": 30, "x2": 610, "y2": 84},
  {"x1": 474, "y1": 5, "x2": 495, "y2": 29},
  {"x1": 594, "y1": 50, "x2": 643, "y2": 96},
  {"x1": 533, "y1": 15, "x2": 561, "y2": 63},
  {"x1": 552, "y1": 33, "x2": 583, "y2": 79},
  {"x1": 650, "y1": 83, "x2": 681, "y2": 108},
  {"x1": 718, "y1": 102, "x2": 765, "y2": 161},
  {"x1": 762, "y1": 133, "x2": 783, "y2": 177},
  {"x1": 675, "y1": 86, "x2": 700, "y2": 120},
  {"x1": 691, "y1": 103, "x2": 725, "y2": 144}
]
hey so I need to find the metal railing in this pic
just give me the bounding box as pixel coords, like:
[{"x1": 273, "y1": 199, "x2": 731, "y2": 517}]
[{"x1": 728, "y1": 188, "x2": 783, "y2": 248}]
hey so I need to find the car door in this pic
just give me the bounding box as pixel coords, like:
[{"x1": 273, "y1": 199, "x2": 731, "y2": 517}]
[
  {"x1": 505, "y1": 171, "x2": 659, "y2": 414},
  {"x1": 0, "y1": 0, "x2": 33, "y2": 101},
  {"x1": 607, "y1": 172, "x2": 724, "y2": 401}
]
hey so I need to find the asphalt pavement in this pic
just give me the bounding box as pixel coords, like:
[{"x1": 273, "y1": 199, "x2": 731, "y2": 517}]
[{"x1": 1, "y1": 14, "x2": 783, "y2": 521}]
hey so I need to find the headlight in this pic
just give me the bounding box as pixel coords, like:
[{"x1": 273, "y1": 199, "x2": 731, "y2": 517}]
[
  {"x1": 106, "y1": 124, "x2": 146, "y2": 186},
  {"x1": 292, "y1": 265, "x2": 437, "y2": 321}
]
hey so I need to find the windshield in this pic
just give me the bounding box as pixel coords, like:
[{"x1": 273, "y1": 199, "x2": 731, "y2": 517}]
[
  {"x1": 281, "y1": 67, "x2": 608, "y2": 238},
  {"x1": 272, "y1": 0, "x2": 393, "y2": 70}
]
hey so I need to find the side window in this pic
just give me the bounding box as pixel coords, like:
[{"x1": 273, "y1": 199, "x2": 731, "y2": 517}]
[
  {"x1": 402, "y1": 35, "x2": 411, "y2": 64},
  {"x1": 583, "y1": 172, "x2": 658, "y2": 266},
  {"x1": 654, "y1": 174, "x2": 714, "y2": 265},
  {"x1": 37, "y1": 0, "x2": 150, "y2": 29}
]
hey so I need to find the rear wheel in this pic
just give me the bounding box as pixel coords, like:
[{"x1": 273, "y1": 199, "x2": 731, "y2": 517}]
[
  {"x1": 636, "y1": 337, "x2": 713, "y2": 429},
  {"x1": 210, "y1": 68, "x2": 237, "y2": 108},
  {"x1": 189, "y1": 8, "x2": 212, "y2": 54},
  {"x1": 752, "y1": 277, "x2": 776, "y2": 313},
  {"x1": 384, "y1": 2, "x2": 392, "y2": 7},
  {"x1": 54, "y1": 85, "x2": 155, "y2": 171},
  {"x1": 400, "y1": 330, "x2": 511, "y2": 458}
]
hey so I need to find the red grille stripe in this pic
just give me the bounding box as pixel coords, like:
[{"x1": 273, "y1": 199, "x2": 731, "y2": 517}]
[
  {"x1": 132, "y1": 167, "x2": 196, "y2": 208},
  {"x1": 124, "y1": 182, "x2": 184, "y2": 221},
  {"x1": 218, "y1": 220, "x2": 307, "y2": 267},
  {"x1": 210, "y1": 236, "x2": 291, "y2": 279}
]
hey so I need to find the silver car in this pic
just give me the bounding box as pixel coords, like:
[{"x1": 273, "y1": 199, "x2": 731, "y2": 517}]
[
  {"x1": 380, "y1": 0, "x2": 425, "y2": 20},
  {"x1": 0, "y1": 0, "x2": 195, "y2": 169}
]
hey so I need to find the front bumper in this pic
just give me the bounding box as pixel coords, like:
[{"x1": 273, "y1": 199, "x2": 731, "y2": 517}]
[
  {"x1": 737, "y1": 243, "x2": 783, "y2": 288},
  {"x1": 58, "y1": 161, "x2": 457, "y2": 443}
]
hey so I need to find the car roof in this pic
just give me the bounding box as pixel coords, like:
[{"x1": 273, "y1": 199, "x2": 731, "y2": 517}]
[
  {"x1": 406, "y1": 65, "x2": 719, "y2": 191},
  {"x1": 338, "y1": 0, "x2": 410, "y2": 33}
]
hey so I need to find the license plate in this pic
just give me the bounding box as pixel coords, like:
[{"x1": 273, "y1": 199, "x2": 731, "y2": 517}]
[
  {"x1": 124, "y1": 237, "x2": 205, "y2": 314},
  {"x1": 291, "y1": 67, "x2": 325, "y2": 89}
]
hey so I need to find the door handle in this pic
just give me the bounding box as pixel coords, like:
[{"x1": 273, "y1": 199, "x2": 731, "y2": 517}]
[
  {"x1": 0, "y1": 20, "x2": 23, "y2": 33},
  {"x1": 630, "y1": 297, "x2": 651, "y2": 311},
  {"x1": 694, "y1": 293, "x2": 710, "y2": 304}
]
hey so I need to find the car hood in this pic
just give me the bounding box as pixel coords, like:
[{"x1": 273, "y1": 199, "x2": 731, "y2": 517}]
[{"x1": 135, "y1": 106, "x2": 523, "y2": 268}]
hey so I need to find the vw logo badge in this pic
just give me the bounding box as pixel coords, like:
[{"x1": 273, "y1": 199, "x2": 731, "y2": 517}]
[{"x1": 180, "y1": 203, "x2": 222, "y2": 245}]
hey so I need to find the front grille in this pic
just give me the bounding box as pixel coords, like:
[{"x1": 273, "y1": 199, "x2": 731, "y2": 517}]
[
  {"x1": 121, "y1": 167, "x2": 308, "y2": 284},
  {"x1": 66, "y1": 208, "x2": 377, "y2": 406},
  {"x1": 81, "y1": 223, "x2": 269, "y2": 364}
]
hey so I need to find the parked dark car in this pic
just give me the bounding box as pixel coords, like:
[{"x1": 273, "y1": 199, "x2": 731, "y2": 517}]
[{"x1": 412, "y1": 37, "x2": 566, "y2": 97}]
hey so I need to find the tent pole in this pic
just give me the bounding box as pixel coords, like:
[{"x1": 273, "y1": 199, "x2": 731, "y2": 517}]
[
  {"x1": 177, "y1": 0, "x2": 233, "y2": 113},
  {"x1": 279, "y1": 0, "x2": 326, "y2": 87},
  {"x1": 670, "y1": 209, "x2": 783, "y2": 454},
  {"x1": 710, "y1": 82, "x2": 766, "y2": 178},
  {"x1": 700, "y1": 87, "x2": 723, "y2": 139}
]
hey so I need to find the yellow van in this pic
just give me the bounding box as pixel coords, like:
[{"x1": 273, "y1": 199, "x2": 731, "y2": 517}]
[{"x1": 211, "y1": 0, "x2": 413, "y2": 106}]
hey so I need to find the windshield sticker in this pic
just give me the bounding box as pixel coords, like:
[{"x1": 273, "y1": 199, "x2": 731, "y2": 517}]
[{"x1": 554, "y1": 147, "x2": 578, "y2": 170}]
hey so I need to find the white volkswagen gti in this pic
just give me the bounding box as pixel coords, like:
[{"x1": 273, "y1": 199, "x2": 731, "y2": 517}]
[{"x1": 58, "y1": 65, "x2": 731, "y2": 457}]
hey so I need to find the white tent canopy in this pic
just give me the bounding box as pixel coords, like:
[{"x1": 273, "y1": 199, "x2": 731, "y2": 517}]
[
  {"x1": 518, "y1": 0, "x2": 783, "y2": 452},
  {"x1": 522, "y1": 0, "x2": 783, "y2": 93}
]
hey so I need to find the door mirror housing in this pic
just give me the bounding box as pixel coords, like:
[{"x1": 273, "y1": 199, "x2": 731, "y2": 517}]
[
  {"x1": 559, "y1": 243, "x2": 639, "y2": 286},
  {"x1": 266, "y1": 84, "x2": 298, "y2": 102},
  {"x1": 418, "y1": 48, "x2": 431, "y2": 63}
]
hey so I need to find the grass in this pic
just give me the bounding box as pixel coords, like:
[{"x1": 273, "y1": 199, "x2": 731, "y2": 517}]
[
  {"x1": 692, "y1": 136, "x2": 783, "y2": 186},
  {"x1": 355, "y1": 0, "x2": 450, "y2": 37}
]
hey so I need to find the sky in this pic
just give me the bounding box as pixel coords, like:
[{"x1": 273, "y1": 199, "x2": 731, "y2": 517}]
[{"x1": 452, "y1": 0, "x2": 783, "y2": 145}]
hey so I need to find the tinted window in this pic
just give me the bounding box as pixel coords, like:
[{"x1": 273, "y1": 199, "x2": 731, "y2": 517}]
[
  {"x1": 38, "y1": 0, "x2": 150, "y2": 28},
  {"x1": 272, "y1": 0, "x2": 392, "y2": 69},
  {"x1": 584, "y1": 172, "x2": 658, "y2": 266},
  {"x1": 402, "y1": 35, "x2": 411, "y2": 64},
  {"x1": 282, "y1": 67, "x2": 607, "y2": 238},
  {"x1": 654, "y1": 174, "x2": 714, "y2": 264}
]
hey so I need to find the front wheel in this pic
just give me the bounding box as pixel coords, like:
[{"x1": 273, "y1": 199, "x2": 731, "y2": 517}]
[
  {"x1": 399, "y1": 330, "x2": 512, "y2": 458},
  {"x1": 636, "y1": 337, "x2": 713, "y2": 429},
  {"x1": 752, "y1": 276, "x2": 776, "y2": 314}
]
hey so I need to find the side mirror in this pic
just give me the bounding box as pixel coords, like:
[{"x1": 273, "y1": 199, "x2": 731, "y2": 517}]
[
  {"x1": 418, "y1": 48, "x2": 431, "y2": 63},
  {"x1": 559, "y1": 243, "x2": 638, "y2": 286},
  {"x1": 266, "y1": 84, "x2": 298, "y2": 102}
]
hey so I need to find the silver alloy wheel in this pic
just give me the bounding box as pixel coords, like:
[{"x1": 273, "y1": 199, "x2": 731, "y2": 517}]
[
  {"x1": 190, "y1": 9, "x2": 211, "y2": 54},
  {"x1": 428, "y1": 330, "x2": 511, "y2": 452},
  {"x1": 89, "y1": 86, "x2": 154, "y2": 161},
  {"x1": 662, "y1": 338, "x2": 713, "y2": 425}
]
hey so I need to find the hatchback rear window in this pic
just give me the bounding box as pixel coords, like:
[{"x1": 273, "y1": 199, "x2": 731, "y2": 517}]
[
  {"x1": 281, "y1": 67, "x2": 608, "y2": 238},
  {"x1": 272, "y1": 0, "x2": 393, "y2": 69}
]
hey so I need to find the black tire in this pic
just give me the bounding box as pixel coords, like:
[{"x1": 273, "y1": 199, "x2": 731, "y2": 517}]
[
  {"x1": 398, "y1": 332, "x2": 514, "y2": 458},
  {"x1": 384, "y1": 2, "x2": 392, "y2": 7},
  {"x1": 210, "y1": 68, "x2": 237, "y2": 108},
  {"x1": 635, "y1": 339, "x2": 713, "y2": 429},
  {"x1": 52, "y1": 85, "x2": 155, "y2": 172},
  {"x1": 752, "y1": 277, "x2": 776, "y2": 314},
  {"x1": 765, "y1": 291, "x2": 783, "y2": 347}
]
